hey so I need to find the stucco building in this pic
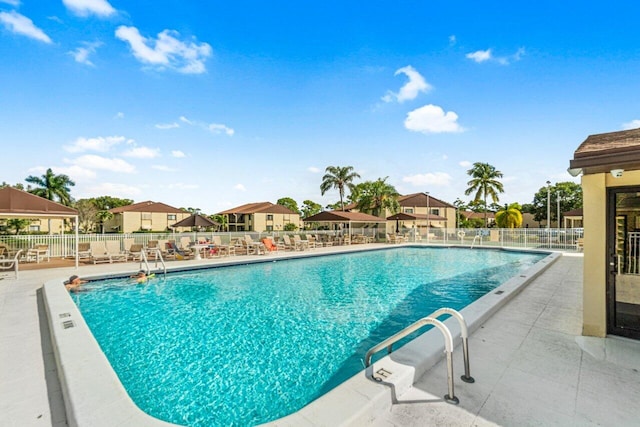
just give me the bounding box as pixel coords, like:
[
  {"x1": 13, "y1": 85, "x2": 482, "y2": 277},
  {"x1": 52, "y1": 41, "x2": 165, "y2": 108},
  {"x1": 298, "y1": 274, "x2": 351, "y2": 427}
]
[
  {"x1": 104, "y1": 201, "x2": 191, "y2": 233},
  {"x1": 218, "y1": 202, "x2": 300, "y2": 232}
]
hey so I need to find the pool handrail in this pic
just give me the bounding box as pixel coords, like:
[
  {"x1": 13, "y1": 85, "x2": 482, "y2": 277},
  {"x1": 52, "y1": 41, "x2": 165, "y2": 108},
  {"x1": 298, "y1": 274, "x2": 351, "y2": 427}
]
[
  {"x1": 364, "y1": 316, "x2": 459, "y2": 404},
  {"x1": 429, "y1": 307, "x2": 475, "y2": 383}
]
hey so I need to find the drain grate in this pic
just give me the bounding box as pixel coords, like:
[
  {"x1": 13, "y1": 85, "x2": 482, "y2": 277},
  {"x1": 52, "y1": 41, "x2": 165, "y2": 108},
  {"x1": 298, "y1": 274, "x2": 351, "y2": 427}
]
[
  {"x1": 494, "y1": 290, "x2": 504, "y2": 295},
  {"x1": 59, "y1": 312, "x2": 71, "y2": 318},
  {"x1": 62, "y1": 320, "x2": 75, "y2": 329}
]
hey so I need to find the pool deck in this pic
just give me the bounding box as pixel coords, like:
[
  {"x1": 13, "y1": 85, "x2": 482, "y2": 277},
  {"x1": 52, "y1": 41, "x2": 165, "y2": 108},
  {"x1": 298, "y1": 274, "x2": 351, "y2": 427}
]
[{"x1": 1, "y1": 246, "x2": 639, "y2": 426}]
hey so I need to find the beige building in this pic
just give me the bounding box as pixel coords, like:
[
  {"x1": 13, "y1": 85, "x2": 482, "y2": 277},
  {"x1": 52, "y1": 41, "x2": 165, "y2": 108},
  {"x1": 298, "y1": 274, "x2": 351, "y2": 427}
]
[
  {"x1": 105, "y1": 201, "x2": 191, "y2": 233},
  {"x1": 218, "y1": 202, "x2": 300, "y2": 232},
  {"x1": 570, "y1": 127, "x2": 640, "y2": 340}
]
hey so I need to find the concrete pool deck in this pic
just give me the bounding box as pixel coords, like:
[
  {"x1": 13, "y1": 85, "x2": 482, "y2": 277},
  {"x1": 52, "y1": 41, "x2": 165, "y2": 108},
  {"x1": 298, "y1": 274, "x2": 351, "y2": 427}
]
[{"x1": 1, "y1": 247, "x2": 639, "y2": 426}]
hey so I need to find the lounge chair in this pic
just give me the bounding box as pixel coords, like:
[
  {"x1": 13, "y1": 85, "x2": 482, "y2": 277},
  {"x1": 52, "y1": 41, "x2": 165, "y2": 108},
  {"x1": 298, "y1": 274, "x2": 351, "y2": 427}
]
[
  {"x1": 105, "y1": 241, "x2": 127, "y2": 262},
  {"x1": 77, "y1": 242, "x2": 91, "y2": 260},
  {"x1": 261, "y1": 237, "x2": 279, "y2": 253},
  {"x1": 127, "y1": 244, "x2": 144, "y2": 261},
  {"x1": 281, "y1": 235, "x2": 297, "y2": 251},
  {"x1": 0, "y1": 249, "x2": 23, "y2": 279},
  {"x1": 89, "y1": 241, "x2": 112, "y2": 264},
  {"x1": 244, "y1": 235, "x2": 266, "y2": 255},
  {"x1": 166, "y1": 241, "x2": 192, "y2": 260}
]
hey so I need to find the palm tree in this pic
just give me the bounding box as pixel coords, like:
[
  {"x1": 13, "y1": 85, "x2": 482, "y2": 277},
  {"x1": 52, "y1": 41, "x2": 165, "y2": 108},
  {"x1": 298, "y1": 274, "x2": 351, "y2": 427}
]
[
  {"x1": 464, "y1": 162, "x2": 504, "y2": 227},
  {"x1": 353, "y1": 177, "x2": 400, "y2": 217},
  {"x1": 25, "y1": 168, "x2": 75, "y2": 206},
  {"x1": 95, "y1": 210, "x2": 114, "y2": 234},
  {"x1": 320, "y1": 166, "x2": 360, "y2": 211},
  {"x1": 495, "y1": 203, "x2": 523, "y2": 228}
]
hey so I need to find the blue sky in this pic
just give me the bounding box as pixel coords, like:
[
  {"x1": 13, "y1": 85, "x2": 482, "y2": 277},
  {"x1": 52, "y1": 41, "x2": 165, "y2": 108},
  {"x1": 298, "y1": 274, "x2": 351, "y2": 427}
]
[{"x1": 2, "y1": 1, "x2": 640, "y2": 214}]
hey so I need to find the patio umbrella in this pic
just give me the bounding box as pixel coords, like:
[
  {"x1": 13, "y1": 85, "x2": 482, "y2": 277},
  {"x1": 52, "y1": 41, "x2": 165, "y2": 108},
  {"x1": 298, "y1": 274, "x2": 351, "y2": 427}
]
[{"x1": 172, "y1": 213, "x2": 219, "y2": 229}]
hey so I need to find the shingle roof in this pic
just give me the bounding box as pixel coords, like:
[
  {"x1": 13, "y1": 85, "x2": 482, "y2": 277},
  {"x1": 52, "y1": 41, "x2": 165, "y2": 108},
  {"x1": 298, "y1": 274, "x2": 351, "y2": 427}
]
[
  {"x1": 570, "y1": 127, "x2": 640, "y2": 174},
  {"x1": 217, "y1": 202, "x2": 297, "y2": 215},
  {"x1": 398, "y1": 193, "x2": 455, "y2": 208},
  {"x1": 109, "y1": 201, "x2": 185, "y2": 214},
  {"x1": 303, "y1": 211, "x2": 387, "y2": 222},
  {"x1": 0, "y1": 187, "x2": 78, "y2": 216}
]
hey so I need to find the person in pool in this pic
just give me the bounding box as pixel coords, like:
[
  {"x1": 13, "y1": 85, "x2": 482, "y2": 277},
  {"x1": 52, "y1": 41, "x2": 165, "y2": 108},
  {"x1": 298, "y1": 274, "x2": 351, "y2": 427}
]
[
  {"x1": 64, "y1": 275, "x2": 87, "y2": 292},
  {"x1": 131, "y1": 270, "x2": 154, "y2": 283}
]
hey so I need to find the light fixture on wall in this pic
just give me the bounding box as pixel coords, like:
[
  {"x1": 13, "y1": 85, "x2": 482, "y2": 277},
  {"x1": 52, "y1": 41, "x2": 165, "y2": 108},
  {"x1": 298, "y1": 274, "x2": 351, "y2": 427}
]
[
  {"x1": 610, "y1": 169, "x2": 624, "y2": 178},
  {"x1": 567, "y1": 167, "x2": 583, "y2": 177}
]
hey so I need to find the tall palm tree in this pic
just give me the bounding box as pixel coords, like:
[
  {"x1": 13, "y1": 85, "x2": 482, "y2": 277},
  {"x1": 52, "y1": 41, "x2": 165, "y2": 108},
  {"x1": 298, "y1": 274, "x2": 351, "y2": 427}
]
[
  {"x1": 320, "y1": 166, "x2": 360, "y2": 211},
  {"x1": 353, "y1": 177, "x2": 400, "y2": 217},
  {"x1": 464, "y1": 162, "x2": 504, "y2": 227},
  {"x1": 495, "y1": 203, "x2": 523, "y2": 228},
  {"x1": 25, "y1": 168, "x2": 75, "y2": 206}
]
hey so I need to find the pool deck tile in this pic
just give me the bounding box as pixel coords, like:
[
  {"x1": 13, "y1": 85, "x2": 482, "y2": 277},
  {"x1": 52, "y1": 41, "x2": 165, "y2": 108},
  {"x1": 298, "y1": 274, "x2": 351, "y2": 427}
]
[{"x1": 2, "y1": 248, "x2": 640, "y2": 426}]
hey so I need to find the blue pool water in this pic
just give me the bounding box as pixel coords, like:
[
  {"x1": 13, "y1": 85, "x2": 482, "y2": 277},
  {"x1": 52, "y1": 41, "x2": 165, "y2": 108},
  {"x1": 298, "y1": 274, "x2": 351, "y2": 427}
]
[{"x1": 73, "y1": 247, "x2": 545, "y2": 426}]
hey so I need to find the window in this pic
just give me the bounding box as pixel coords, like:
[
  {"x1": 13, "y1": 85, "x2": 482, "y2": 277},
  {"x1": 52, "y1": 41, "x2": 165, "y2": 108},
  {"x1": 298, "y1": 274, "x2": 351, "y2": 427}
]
[
  {"x1": 266, "y1": 225, "x2": 273, "y2": 231},
  {"x1": 29, "y1": 225, "x2": 40, "y2": 232},
  {"x1": 168, "y1": 214, "x2": 176, "y2": 220},
  {"x1": 404, "y1": 208, "x2": 414, "y2": 214},
  {"x1": 431, "y1": 208, "x2": 440, "y2": 216},
  {"x1": 141, "y1": 213, "x2": 152, "y2": 220},
  {"x1": 266, "y1": 214, "x2": 274, "y2": 221}
]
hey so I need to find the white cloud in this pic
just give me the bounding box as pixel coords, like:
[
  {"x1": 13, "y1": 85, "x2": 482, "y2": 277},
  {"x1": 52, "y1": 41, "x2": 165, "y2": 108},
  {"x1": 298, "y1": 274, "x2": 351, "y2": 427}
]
[
  {"x1": 62, "y1": 0, "x2": 116, "y2": 18},
  {"x1": 622, "y1": 120, "x2": 640, "y2": 130},
  {"x1": 179, "y1": 116, "x2": 193, "y2": 125},
  {"x1": 442, "y1": 154, "x2": 448, "y2": 160},
  {"x1": 466, "y1": 49, "x2": 492, "y2": 63},
  {"x1": 67, "y1": 154, "x2": 136, "y2": 173},
  {"x1": 234, "y1": 183, "x2": 246, "y2": 191},
  {"x1": 114, "y1": 112, "x2": 124, "y2": 119},
  {"x1": 115, "y1": 26, "x2": 212, "y2": 74},
  {"x1": 0, "y1": 0, "x2": 20, "y2": 6},
  {"x1": 166, "y1": 183, "x2": 198, "y2": 190},
  {"x1": 64, "y1": 135, "x2": 126, "y2": 153},
  {"x1": 466, "y1": 48, "x2": 525, "y2": 65},
  {"x1": 85, "y1": 182, "x2": 142, "y2": 197},
  {"x1": 171, "y1": 150, "x2": 186, "y2": 158},
  {"x1": 27, "y1": 165, "x2": 96, "y2": 181},
  {"x1": 308, "y1": 166, "x2": 320, "y2": 173},
  {"x1": 208, "y1": 123, "x2": 234, "y2": 136},
  {"x1": 0, "y1": 11, "x2": 52, "y2": 44},
  {"x1": 404, "y1": 104, "x2": 464, "y2": 134},
  {"x1": 152, "y1": 165, "x2": 178, "y2": 172},
  {"x1": 122, "y1": 146, "x2": 160, "y2": 159},
  {"x1": 382, "y1": 65, "x2": 431, "y2": 103},
  {"x1": 402, "y1": 172, "x2": 452, "y2": 187},
  {"x1": 155, "y1": 122, "x2": 179, "y2": 129},
  {"x1": 449, "y1": 35, "x2": 456, "y2": 46},
  {"x1": 459, "y1": 160, "x2": 472, "y2": 168},
  {"x1": 69, "y1": 41, "x2": 102, "y2": 66}
]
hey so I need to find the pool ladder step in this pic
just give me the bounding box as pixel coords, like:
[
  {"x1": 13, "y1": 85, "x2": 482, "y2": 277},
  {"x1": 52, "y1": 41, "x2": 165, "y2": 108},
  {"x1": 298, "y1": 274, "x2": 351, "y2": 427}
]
[
  {"x1": 364, "y1": 307, "x2": 473, "y2": 405},
  {"x1": 140, "y1": 248, "x2": 167, "y2": 276}
]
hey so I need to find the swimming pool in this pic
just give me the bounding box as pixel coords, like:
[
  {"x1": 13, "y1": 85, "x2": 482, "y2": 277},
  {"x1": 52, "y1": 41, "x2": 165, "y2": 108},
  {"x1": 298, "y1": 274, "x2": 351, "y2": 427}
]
[{"x1": 71, "y1": 247, "x2": 545, "y2": 426}]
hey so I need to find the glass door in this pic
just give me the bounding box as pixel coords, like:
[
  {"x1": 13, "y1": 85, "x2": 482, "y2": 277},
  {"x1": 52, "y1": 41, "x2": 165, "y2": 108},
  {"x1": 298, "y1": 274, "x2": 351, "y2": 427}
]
[{"x1": 608, "y1": 187, "x2": 640, "y2": 339}]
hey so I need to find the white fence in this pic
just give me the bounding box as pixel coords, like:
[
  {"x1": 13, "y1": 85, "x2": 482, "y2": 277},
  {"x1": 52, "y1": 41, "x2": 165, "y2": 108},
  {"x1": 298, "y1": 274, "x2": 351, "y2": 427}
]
[{"x1": 0, "y1": 228, "x2": 584, "y2": 258}]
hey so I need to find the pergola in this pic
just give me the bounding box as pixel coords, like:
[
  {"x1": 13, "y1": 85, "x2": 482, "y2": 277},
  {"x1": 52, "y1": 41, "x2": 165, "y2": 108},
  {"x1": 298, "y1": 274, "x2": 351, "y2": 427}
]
[
  {"x1": 0, "y1": 187, "x2": 80, "y2": 268},
  {"x1": 302, "y1": 210, "x2": 387, "y2": 236},
  {"x1": 386, "y1": 212, "x2": 448, "y2": 233}
]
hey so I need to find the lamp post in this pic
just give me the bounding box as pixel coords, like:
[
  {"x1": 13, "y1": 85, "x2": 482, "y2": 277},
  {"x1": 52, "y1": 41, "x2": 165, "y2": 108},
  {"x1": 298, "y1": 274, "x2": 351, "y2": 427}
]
[
  {"x1": 557, "y1": 190, "x2": 561, "y2": 231},
  {"x1": 426, "y1": 191, "x2": 430, "y2": 244},
  {"x1": 546, "y1": 181, "x2": 551, "y2": 229}
]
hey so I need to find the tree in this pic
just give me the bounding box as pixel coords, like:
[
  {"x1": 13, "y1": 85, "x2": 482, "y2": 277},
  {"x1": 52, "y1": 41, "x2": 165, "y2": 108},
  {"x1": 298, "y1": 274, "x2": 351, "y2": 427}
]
[
  {"x1": 92, "y1": 196, "x2": 133, "y2": 211},
  {"x1": 530, "y1": 181, "x2": 583, "y2": 225},
  {"x1": 277, "y1": 197, "x2": 300, "y2": 215},
  {"x1": 464, "y1": 162, "x2": 504, "y2": 227},
  {"x1": 95, "y1": 210, "x2": 114, "y2": 234},
  {"x1": 352, "y1": 177, "x2": 400, "y2": 217},
  {"x1": 320, "y1": 166, "x2": 360, "y2": 211},
  {"x1": 283, "y1": 223, "x2": 297, "y2": 231},
  {"x1": 25, "y1": 168, "x2": 75, "y2": 206},
  {"x1": 301, "y1": 200, "x2": 322, "y2": 219},
  {"x1": 75, "y1": 199, "x2": 99, "y2": 233},
  {"x1": 211, "y1": 214, "x2": 228, "y2": 232},
  {"x1": 6, "y1": 218, "x2": 31, "y2": 235},
  {"x1": 495, "y1": 203, "x2": 523, "y2": 228}
]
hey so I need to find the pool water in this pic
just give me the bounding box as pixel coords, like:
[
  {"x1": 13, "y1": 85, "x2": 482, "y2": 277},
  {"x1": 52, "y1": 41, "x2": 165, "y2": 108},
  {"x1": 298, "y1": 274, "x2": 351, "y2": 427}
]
[{"x1": 73, "y1": 247, "x2": 545, "y2": 426}]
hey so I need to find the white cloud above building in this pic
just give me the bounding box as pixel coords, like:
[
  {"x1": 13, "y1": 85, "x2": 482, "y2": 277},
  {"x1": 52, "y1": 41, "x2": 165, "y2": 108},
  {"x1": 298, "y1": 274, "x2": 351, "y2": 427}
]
[{"x1": 404, "y1": 104, "x2": 464, "y2": 134}]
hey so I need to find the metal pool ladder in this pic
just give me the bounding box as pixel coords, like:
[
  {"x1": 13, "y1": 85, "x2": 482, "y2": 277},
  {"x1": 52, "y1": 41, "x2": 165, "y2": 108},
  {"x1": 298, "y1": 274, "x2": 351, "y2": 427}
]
[
  {"x1": 140, "y1": 247, "x2": 166, "y2": 276},
  {"x1": 364, "y1": 307, "x2": 474, "y2": 405}
]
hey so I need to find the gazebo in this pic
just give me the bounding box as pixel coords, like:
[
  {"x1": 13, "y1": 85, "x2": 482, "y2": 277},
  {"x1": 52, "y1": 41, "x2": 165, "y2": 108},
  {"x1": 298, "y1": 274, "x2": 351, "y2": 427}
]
[
  {"x1": 0, "y1": 187, "x2": 80, "y2": 268},
  {"x1": 302, "y1": 210, "x2": 387, "y2": 239}
]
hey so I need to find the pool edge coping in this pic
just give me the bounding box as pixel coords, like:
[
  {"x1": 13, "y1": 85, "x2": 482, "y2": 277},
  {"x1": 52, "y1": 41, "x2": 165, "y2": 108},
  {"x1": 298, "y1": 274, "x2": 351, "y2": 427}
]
[{"x1": 42, "y1": 246, "x2": 561, "y2": 427}]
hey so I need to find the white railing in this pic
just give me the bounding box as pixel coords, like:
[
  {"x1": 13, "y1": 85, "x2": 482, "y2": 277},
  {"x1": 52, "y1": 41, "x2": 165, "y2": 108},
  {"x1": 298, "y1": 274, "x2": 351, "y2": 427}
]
[{"x1": 0, "y1": 228, "x2": 584, "y2": 258}]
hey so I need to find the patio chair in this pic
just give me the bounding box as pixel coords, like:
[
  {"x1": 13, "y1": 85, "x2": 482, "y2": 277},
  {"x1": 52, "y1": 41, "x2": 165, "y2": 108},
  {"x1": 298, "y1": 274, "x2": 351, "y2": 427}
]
[
  {"x1": 212, "y1": 235, "x2": 234, "y2": 256},
  {"x1": 89, "y1": 241, "x2": 112, "y2": 264},
  {"x1": 0, "y1": 249, "x2": 23, "y2": 279},
  {"x1": 105, "y1": 241, "x2": 127, "y2": 263},
  {"x1": 26, "y1": 244, "x2": 50, "y2": 263},
  {"x1": 244, "y1": 235, "x2": 266, "y2": 255},
  {"x1": 127, "y1": 244, "x2": 144, "y2": 261},
  {"x1": 77, "y1": 242, "x2": 91, "y2": 260},
  {"x1": 281, "y1": 235, "x2": 297, "y2": 251},
  {"x1": 261, "y1": 237, "x2": 279, "y2": 253}
]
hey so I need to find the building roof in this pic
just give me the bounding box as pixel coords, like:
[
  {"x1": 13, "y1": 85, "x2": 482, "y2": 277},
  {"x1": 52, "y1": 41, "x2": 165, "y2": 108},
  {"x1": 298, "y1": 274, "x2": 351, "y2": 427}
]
[
  {"x1": 303, "y1": 210, "x2": 387, "y2": 223},
  {"x1": 563, "y1": 208, "x2": 583, "y2": 217},
  {"x1": 570, "y1": 127, "x2": 640, "y2": 174},
  {"x1": 109, "y1": 200, "x2": 185, "y2": 214},
  {"x1": 0, "y1": 187, "x2": 78, "y2": 217},
  {"x1": 218, "y1": 202, "x2": 298, "y2": 215},
  {"x1": 398, "y1": 193, "x2": 455, "y2": 208},
  {"x1": 386, "y1": 212, "x2": 448, "y2": 221}
]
